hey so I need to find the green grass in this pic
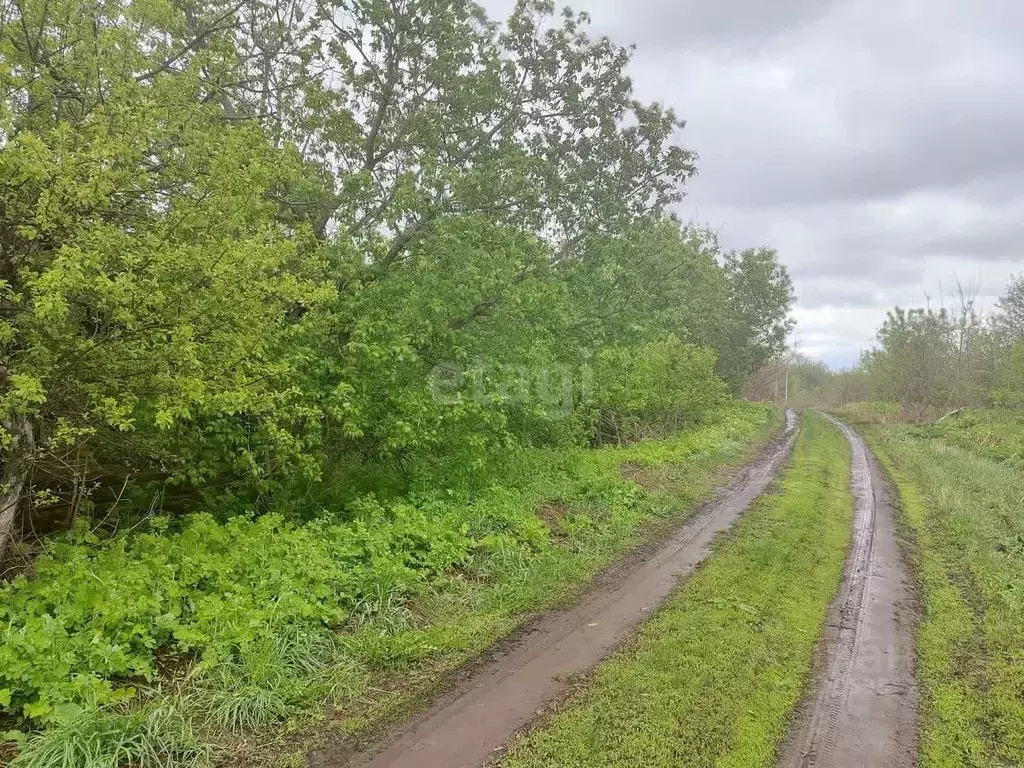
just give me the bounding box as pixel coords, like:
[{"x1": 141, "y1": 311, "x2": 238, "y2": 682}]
[
  {"x1": 7, "y1": 700, "x2": 207, "y2": 768},
  {"x1": 502, "y1": 412, "x2": 854, "y2": 768},
  {"x1": 912, "y1": 408, "x2": 1024, "y2": 468},
  {"x1": 1, "y1": 404, "x2": 781, "y2": 767},
  {"x1": 846, "y1": 408, "x2": 1024, "y2": 768}
]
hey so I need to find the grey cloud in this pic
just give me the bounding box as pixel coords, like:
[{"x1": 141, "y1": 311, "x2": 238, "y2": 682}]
[
  {"x1": 480, "y1": 0, "x2": 1024, "y2": 366},
  {"x1": 654, "y1": 49, "x2": 1024, "y2": 207},
  {"x1": 581, "y1": 0, "x2": 836, "y2": 50}
]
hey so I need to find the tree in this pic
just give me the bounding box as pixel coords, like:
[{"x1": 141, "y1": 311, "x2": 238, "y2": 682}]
[
  {"x1": 593, "y1": 337, "x2": 728, "y2": 444},
  {"x1": 993, "y1": 275, "x2": 1024, "y2": 347},
  {"x1": 863, "y1": 308, "x2": 955, "y2": 415},
  {"x1": 0, "y1": 0, "x2": 788, "y2": 556},
  {"x1": 994, "y1": 340, "x2": 1024, "y2": 408},
  {"x1": 0, "y1": 0, "x2": 335, "y2": 556},
  {"x1": 212, "y1": 0, "x2": 699, "y2": 262},
  {"x1": 560, "y1": 222, "x2": 731, "y2": 347},
  {"x1": 717, "y1": 248, "x2": 795, "y2": 392}
]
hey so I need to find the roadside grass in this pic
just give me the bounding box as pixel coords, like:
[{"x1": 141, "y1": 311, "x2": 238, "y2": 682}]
[
  {"x1": 1, "y1": 404, "x2": 781, "y2": 767},
  {"x1": 501, "y1": 411, "x2": 853, "y2": 768},
  {"x1": 255, "y1": 404, "x2": 783, "y2": 765},
  {"x1": 7, "y1": 700, "x2": 207, "y2": 768},
  {"x1": 848, "y1": 409, "x2": 1024, "y2": 768},
  {"x1": 913, "y1": 408, "x2": 1024, "y2": 468}
]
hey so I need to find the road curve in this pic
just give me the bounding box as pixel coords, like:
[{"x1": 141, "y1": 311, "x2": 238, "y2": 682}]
[
  {"x1": 312, "y1": 410, "x2": 800, "y2": 768},
  {"x1": 778, "y1": 415, "x2": 917, "y2": 768}
]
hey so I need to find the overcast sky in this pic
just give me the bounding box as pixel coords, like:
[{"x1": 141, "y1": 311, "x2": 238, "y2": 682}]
[{"x1": 484, "y1": 0, "x2": 1024, "y2": 368}]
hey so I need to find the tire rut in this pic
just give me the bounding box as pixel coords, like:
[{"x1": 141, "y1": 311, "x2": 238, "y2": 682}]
[
  {"x1": 778, "y1": 415, "x2": 917, "y2": 768},
  {"x1": 311, "y1": 410, "x2": 800, "y2": 768}
]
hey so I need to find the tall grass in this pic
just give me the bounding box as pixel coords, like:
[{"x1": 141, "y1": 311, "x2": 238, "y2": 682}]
[
  {"x1": 863, "y1": 415, "x2": 1024, "y2": 767},
  {"x1": 9, "y1": 701, "x2": 207, "y2": 768}
]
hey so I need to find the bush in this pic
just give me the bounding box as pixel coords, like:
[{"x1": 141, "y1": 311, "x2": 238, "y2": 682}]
[
  {"x1": 594, "y1": 337, "x2": 729, "y2": 443},
  {"x1": 994, "y1": 341, "x2": 1024, "y2": 408}
]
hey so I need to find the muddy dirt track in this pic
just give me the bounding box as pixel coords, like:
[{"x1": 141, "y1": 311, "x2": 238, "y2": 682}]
[
  {"x1": 778, "y1": 415, "x2": 918, "y2": 768},
  {"x1": 312, "y1": 410, "x2": 800, "y2": 768}
]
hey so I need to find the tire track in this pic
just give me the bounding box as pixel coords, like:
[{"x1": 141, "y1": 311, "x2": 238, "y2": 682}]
[
  {"x1": 778, "y1": 415, "x2": 917, "y2": 768},
  {"x1": 311, "y1": 411, "x2": 800, "y2": 768}
]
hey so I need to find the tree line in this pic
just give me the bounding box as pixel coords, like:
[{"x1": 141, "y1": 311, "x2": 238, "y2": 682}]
[
  {"x1": 0, "y1": 0, "x2": 795, "y2": 560},
  {"x1": 752, "y1": 275, "x2": 1024, "y2": 416}
]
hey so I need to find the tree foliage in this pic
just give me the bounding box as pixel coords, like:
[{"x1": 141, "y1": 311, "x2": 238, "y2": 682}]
[
  {"x1": 864, "y1": 308, "x2": 957, "y2": 414},
  {"x1": 995, "y1": 340, "x2": 1024, "y2": 408},
  {"x1": 0, "y1": 0, "x2": 804, "y2": 747},
  {"x1": 594, "y1": 336, "x2": 728, "y2": 444},
  {"x1": 993, "y1": 276, "x2": 1024, "y2": 345},
  {"x1": 0, "y1": 0, "x2": 795, "y2": 547}
]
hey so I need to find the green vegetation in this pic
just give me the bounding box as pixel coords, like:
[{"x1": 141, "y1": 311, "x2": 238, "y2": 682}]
[
  {"x1": 502, "y1": 412, "x2": 853, "y2": 768},
  {"x1": 0, "y1": 0, "x2": 800, "y2": 763},
  {"x1": 0, "y1": 0, "x2": 794, "y2": 562},
  {"x1": 840, "y1": 407, "x2": 1024, "y2": 767},
  {"x1": 771, "y1": 275, "x2": 1024, "y2": 415},
  {"x1": 1, "y1": 405, "x2": 779, "y2": 764}
]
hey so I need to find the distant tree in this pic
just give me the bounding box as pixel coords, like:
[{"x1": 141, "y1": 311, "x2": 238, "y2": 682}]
[
  {"x1": 993, "y1": 275, "x2": 1024, "y2": 347},
  {"x1": 864, "y1": 308, "x2": 955, "y2": 415},
  {"x1": 994, "y1": 340, "x2": 1024, "y2": 408},
  {"x1": 832, "y1": 368, "x2": 872, "y2": 406},
  {"x1": 744, "y1": 353, "x2": 845, "y2": 408}
]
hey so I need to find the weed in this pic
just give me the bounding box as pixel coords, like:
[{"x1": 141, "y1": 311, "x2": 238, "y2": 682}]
[
  {"x1": 187, "y1": 626, "x2": 367, "y2": 735},
  {"x1": 7, "y1": 700, "x2": 207, "y2": 768},
  {"x1": 2, "y1": 403, "x2": 779, "y2": 765}
]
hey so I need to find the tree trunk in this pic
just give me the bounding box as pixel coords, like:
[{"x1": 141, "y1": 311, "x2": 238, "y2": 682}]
[{"x1": 0, "y1": 413, "x2": 34, "y2": 564}]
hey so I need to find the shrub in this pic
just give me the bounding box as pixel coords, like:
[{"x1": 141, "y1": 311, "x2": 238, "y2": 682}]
[{"x1": 594, "y1": 337, "x2": 729, "y2": 443}]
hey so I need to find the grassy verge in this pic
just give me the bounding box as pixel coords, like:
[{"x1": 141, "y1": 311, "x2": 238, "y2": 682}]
[
  {"x1": 1, "y1": 404, "x2": 780, "y2": 767},
  {"x1": 842, "y1": 407, "x2": 1024, "y2": 767},
  {"x1": 501, "y1": 411, "x2": 853, "y2": 768}
]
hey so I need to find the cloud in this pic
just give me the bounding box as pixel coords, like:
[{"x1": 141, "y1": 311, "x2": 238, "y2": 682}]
[
  {"x1": 481, "y1": 0, "x2": 1024, "y2": 367},
  {"x1": 579, "y1": 0, "x2": 836, "y2": 50}
]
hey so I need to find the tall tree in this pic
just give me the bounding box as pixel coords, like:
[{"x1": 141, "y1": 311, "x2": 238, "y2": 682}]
[
  {"x1": 717, "y1": 248, "x2": 795, "y2": 392},
  {"x1": 0, "y1": 0, "x2": 334, "y2": 556},
  {"x1": 0, "y1": 0, "x2": 786, "y2": 555},
  {"x1": 863, "y1": 308, "x2": 955, "y2": 414}
]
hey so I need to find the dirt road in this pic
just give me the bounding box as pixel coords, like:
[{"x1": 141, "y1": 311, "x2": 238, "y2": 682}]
[
  {"x1": 313, "y1": 410, "x2": 799, "y2": 768},
  {"x1": 778, "y1": 416, "x2": 917, "y2": 768}
]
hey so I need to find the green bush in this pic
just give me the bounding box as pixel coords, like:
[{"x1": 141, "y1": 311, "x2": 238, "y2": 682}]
[
  {"x1": 594, "y1": 336, "x2": 729, "y2": 443},
  {"x1": 0, "y1": 404, "x2": 774, "y2": 730},
  {"x1": 994, "y1": 341, "x2": 1024, "y2": 408}
]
